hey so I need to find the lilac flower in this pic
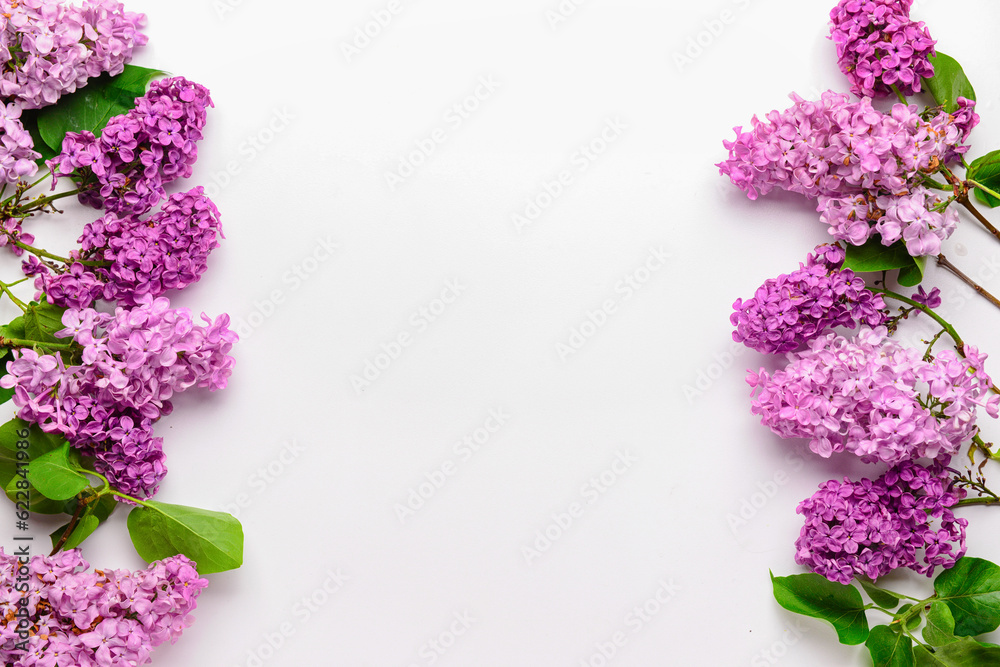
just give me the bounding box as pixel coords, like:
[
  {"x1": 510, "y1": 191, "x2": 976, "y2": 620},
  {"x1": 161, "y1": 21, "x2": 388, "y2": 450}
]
[
  {"x1": 32, "y1": 262, "x2": 105, "y2": 309},
  {"x1": 911, "y1": 285, "x2": 942, "y2": 309},
  {"x1": 731, "y1": 245, "x2": 886, "y2": 354},
  {"x1": 748, "y1": 327, "x2": 1000, "y2": 464},
  {"x1": 829, "y1": 0, "x2": 935, "y2": 98},
  {"x1": 0, "y1": 0, "x2": 148, "y2": 109},
  {"x1": 1, "y1": 296, "x2": 237, "y2": 498},
  {"x1": 0, "y1": 549, "x2": 206, "y2": 665},
  {"x1": 0, "y1": 103, "x2": 41, "y2": 184},
  {"x1": 78, "y1": 187, "x2": 223, "y2": 305},
  {"x1": 795, "y1": 462, "x2": 966, "y2": 584},
  {"x1": 50, "y1": 76, "x2": 213, "y2": 215},
  {"x1": 719, "y1": 92, "x2": 968, "y2": 256}
]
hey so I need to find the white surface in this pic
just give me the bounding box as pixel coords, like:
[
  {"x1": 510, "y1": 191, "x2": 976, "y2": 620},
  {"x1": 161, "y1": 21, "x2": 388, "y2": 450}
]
[{"x1": 8, "y1": 0, "x2": 1000, "y2": 665}]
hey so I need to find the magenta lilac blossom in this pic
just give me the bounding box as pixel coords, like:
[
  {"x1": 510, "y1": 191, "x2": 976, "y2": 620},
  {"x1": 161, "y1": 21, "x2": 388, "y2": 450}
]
[
  {"x1": 829, "y1": 0, "x2": 935, "y2": 98},
  {"x1": 795, "y1": 462, "x2": 966, "y2": 584},
  {"x1": 50, "y1": 76, "x2": 213, "y2": 215},
  {"x1": 731, "y1": 244, "x2": 886, "y2": 354}
]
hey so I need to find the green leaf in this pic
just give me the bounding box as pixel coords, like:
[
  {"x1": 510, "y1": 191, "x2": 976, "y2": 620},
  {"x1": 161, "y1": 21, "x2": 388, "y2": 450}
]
[
  {"x1": 923, "y1": 602, "x2": 959, "y2": 647},
  {"x1": 35, "y1": 65, "x2": 164, "y2": 153},
  {"x1": 0, "y1": 315, "x2": 27, "y2": 342},
  {"x1": 967, "y1": 150, "x2": 1000, "y2": 208},
  {"x1": 23, "y1": 302, "x2": 67, "y2": 345},
  {"x1": 866, "y1": 625, "x2": 915, "y2": 667},
  {"x1": 898, "y1": 256, "x2": 927, "y2": 287},
  {"x1": 770, "y1": 571, "x2": 870, "y2": 645},
  {"x1": 860, "y1": 578, "x2": 904, "y2": 610},
  {"x1": 843, "y1": 239, "x2": 924, "y2": 286},
  {"x1": 0, "y1": 419, "x2": 70, "y2": 513},
  {"x1": 914, "y1": 637, "x2": 1000, "y2": 666},
  {"x1": 895, "y1": 604, "x2": 922, "y2": 631},
  {"x1": 922, "y1": 52, "x2": 976, "y2": 113},
  {"x1": 934, "y1": 557, "x2": 1000, "y2": 636},
  {"x1": 18, "y1": 110, "x2": 58, "y2": 165},
  {"x1": 49, "y1": 514, "x2": 99, "y2": 551},
  {"x1": 127, "y1": 501, "x2": 243, "y2": 574},
  {"x1": 27, "y1": 442, "x2": 89, "y2": 501}
]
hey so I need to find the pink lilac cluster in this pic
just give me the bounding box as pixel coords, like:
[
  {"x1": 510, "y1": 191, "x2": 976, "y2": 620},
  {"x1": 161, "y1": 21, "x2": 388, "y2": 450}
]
[
  {"x1": 718, "y1": 91, "x2": 974, "y2": 256},
  {"x1": 0, "y1": 0, "x2": 147, "y2": 109},
  {"x1": 0, "y1": 548, "x2": 206, "y2": 665},
  {"x1": 49, "y1": 76, "x2": 213, "y2": 215},
  {"x1": 31, "y1": 187, "x2": 223, "y2": 309},
  {"x1": 829, "y1": 0, "x2": 935, "y2": 98},
  {"x1": 747, "y1": 327, "x2": 1000, "y2": 465},
  {"x1": 732, "y1": 244, "x2": 886, "y2": 354},
  {"x1": 795, "y1": 462, "x2": 966, "y2": 584},
  {"x1": 0, "y1": 103, "x2": 40, "y2": 184},
  {"x1": 0, "y1": 297, "x2": 237, "y2": 498}
]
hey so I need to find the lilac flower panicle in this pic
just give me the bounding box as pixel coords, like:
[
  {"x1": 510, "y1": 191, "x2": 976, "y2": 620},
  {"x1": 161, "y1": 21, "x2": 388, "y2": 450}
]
[
  {"x1": 718, "y1": 92, "x2": 969, "y2": 256},
  {"x1": 795, "y1": 462, "x2": 966, "y2": 584},
  {"x1": 0, "y1": 549, "x2": 206, "y2": 666},
  {"x1": 78, "y1": 187, "x2": 223, "y2": 305},
  {"x1": 0, "y1": 296, "x2": 237, "y2": 498},
  {"x1": 0, "y1": 103, "x2": 40, "y2": 184},
  {"x1": 732, "y1": 245, "x2": 887, "y2": 354},
  {"x1": 50, "y1": 76, "x2": 213, "y2": 215},
  {"x1": 747, "y1": 327, "x2": 1000, "y2": 465},
  {"x1": 0, "y1": 0, "x2": 148, "y2": 110},
  {"x1": 829, "y1": 0, "x2": 936, "y2": 98}
]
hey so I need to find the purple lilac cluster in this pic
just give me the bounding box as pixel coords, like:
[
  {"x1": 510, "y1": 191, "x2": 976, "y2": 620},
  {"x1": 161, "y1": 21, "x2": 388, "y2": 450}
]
[
  {"x1": 31, "y1": 186, "x2": 223, "y2": 309},
  {"x1": 0, "y1": 297, "x2": 237, "y2": 498},
  {"x1": 50, "y1": 76, "x2": 213, "y2": 215},
  {"x1": 747, "y1": 327, "x2": 1000, "y2": 465},
  {"x1": 731, "y1": 244, "x2": 886, "y2": 354},
  {"x1": 0, "y1": 548, "x2": 206, "y2": 665},
  {"x1": 829, "y1": 0, "x2": 935, "y2": 98},
  {"x1": 795, "y1": 462, "x2": 966, "y2": 584},
  {"x1": 0, "y1": 0, "x2": 147, "y2": 109},
  {"x1": 718, "y1": 91, "x2": 972, "y2": 256}
]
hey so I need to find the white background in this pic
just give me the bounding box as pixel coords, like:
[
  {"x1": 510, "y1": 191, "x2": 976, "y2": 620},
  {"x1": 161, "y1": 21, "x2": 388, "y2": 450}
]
[{"x1": 6, "y1": 0, "x2": 1000, "y2": 665}]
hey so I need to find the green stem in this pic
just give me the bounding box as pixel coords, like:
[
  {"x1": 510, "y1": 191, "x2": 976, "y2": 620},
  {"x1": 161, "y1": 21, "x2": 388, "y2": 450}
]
[
  {"x1": 10, "y1": 239, "x2": 106, "y2": 268},
  {"x1": 0, "y1": 336, "x2": 73, "y2": 351},
  {"x1": 870, "y1": 287, "x2": 965, "y2": 354},
  {"x1": 891, "y1": 84, "x2": 908, "y2": 105},
  {"x1": 16, "y1": 189, "x2": 79, "y2": 215},
  {"x1": 968, "y1": 179, "x2": 1000, "y2": 203},
  {"x1": 923, "y1": 328, "x2": 947, "y2": 361},
  {"x1": 957, "y1": 496, "x2": 1000, "y2": 507},
  {"x1": 0, "y1": 279, "x2": 28, "y2": 312}
]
